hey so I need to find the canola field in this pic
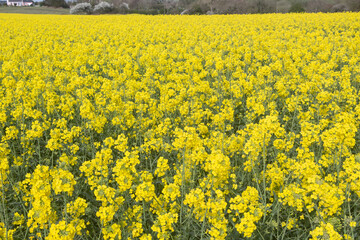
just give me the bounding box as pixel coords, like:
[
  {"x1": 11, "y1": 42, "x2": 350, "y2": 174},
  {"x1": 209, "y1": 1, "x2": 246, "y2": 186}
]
[{"x1": 1, "y1": 13, "x2": 360, "y2": 240}]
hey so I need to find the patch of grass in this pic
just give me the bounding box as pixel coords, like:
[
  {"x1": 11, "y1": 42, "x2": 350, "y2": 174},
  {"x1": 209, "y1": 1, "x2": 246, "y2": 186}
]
[{"x1": 0, "y1": 6, "x2": 69, "y2": 14}]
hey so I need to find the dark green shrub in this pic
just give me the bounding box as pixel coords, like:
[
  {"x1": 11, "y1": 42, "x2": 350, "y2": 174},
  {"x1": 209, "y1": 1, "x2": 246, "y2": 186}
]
[{"x1": 289, "y1": 2, "x2": 305, "y2": 13}]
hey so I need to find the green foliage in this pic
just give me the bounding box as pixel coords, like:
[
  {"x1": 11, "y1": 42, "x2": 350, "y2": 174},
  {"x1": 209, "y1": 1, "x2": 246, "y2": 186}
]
[
  {"x1": 0, "y1": 6, "x2": 70, "y2": 14},
  {"x1": 289, "y1": 2, "x2": 305, "y2": 12},
  {"x1": 42, "y1": 0, "x2": 69, "y2": 8}
]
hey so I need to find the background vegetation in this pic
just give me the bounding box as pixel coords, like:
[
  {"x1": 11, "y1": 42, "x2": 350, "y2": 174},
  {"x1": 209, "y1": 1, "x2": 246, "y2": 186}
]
[
  {"x1": 0, "y1": 6, "x2": 70, "y2": 14},
  {"x1": 73, "y1": 0, "x2": 360, "y2": 14},
  {"x1": 1, "y1": 0, "x2": 359, "y2": 14}
]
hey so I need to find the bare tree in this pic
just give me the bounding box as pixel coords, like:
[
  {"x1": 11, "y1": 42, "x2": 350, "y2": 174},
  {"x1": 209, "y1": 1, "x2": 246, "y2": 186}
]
[
  {"x1": 178, "y1": 0, "x2": 195, "y2": 8},
  {"x1": 346, "y1": 0, "x2": 360, "y2": 11},
  {"x1": 196, "y1": 0, "x2": 215, "y2": 12},
  {"x1": 305, "y1": 0, "x2": 332, "y2": 12}
]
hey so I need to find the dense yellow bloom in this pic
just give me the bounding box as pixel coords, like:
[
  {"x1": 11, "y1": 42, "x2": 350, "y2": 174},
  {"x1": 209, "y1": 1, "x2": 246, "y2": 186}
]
[
  {"x1": 102, "y1": 223, "x2": 122, "y2": 240},
  {"x1": 0, "y1": 222, "x2": 15, "y2": 240},
  {"x1": 51, "y1": 168, "x2": 76, "y2": 196},
  {"x1": 229, "y1": 187, "x2": 264, "y2": 238},
  {"x1": 25, "y1": 165, "x2": 57, "y2": 233},
  {"x1": 1, "y1": 12, "x2": 360, "y2": 240},
  {"x1": 151, "y1": 212, "x2": 178, "y2": 240},
  {"x1": 204, "y1": 150, "x2": 231, "y2": 188},
  {"x1": 184, "y1": 188, "x2": 206, "y2": 221},
  {"x1": 155, "y1": 157, "x2": 170, "y2": 178},
  {"x1": 310, "y1": 222, "x2": 343, "y2": 240},
  {"x1": 135, "y1": 171, "x2": 155, "y2": 202},
  {"x1": 47, "y1": 220, "x2": 85, "y2": 240},
  {"x1": 12, "y1": 212, "x2": 24, "y2": 226},
  {"x1": 66, "y1": 197, "x2": 88, "y2": 218}
]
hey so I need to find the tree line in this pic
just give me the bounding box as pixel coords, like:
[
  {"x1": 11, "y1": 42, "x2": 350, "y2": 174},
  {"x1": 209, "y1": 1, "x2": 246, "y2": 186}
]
[{"x1": 45, "y1": 0, "x2": 360, "y2": 14}]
